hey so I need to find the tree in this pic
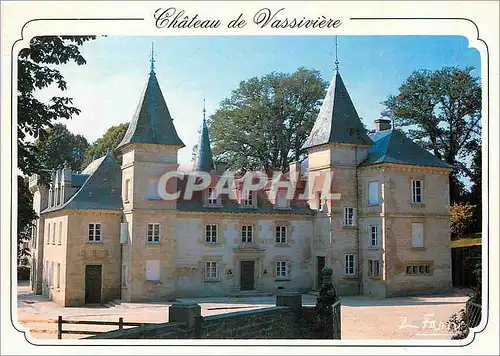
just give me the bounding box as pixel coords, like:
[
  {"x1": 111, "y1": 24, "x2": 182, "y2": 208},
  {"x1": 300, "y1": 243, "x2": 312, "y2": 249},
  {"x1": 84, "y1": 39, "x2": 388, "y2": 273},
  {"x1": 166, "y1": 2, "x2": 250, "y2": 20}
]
[
  {"x1": 209, "y1": 68, "x2": 327, "y2": 172},
  {"x1": 81, "y1": 123, "x2": 129, "y2": 168},
  {"x1": 17, "y1": 36, "x2": 95, "y2": 261},
  {"x1": 381, "y1": 67, "x2": 481, "y2": 203},
  {"x1": 450, "y1": 202, "x2": 476, "y2": 239},
  {"x1": 35, "y1": 123, "x2": 89, "y2": 180},
  {"x1": 17, "y1": 176, "x2": 37, "y2": 263},
  {"x1": 467, "y1": 143, "x2": 482, "y2": 232}
]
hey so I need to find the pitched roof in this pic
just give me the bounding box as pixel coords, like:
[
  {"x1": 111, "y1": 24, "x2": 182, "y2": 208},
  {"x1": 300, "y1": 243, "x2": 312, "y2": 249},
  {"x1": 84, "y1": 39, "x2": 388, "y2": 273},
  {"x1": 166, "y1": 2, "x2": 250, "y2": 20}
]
[
  {"x1": 302, "y1": 71, "x2": 373, "y2": 149},
  {"x1": 41, "y1": 153, "x2": 123, "y2": 213},
  {"x1": 360, "y1": 129, "x2": 453, "y2": 169},
  {"x1": 116, "y1": 70, "x2": 185, "y2": 150},
  {"x1": 193, "y1": 118, "x2": 215, "y2": 172}
]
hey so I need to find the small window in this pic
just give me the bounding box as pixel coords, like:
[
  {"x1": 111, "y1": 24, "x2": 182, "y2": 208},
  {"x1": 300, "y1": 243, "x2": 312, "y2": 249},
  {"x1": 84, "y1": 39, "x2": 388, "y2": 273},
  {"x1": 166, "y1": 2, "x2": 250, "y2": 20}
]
[
  {"x1": 147, "y1": 223, "x2": 160, "y2": 243},
  {"x1": 32, "y1": 223, "x2": 37, "y2": 248},
  {"x1": 411, "y1": 180, "x2": 424, "y2": 204},
  {"x1": 46, "y1": 223, "x2": 50, "y2": 244},
  {"x1": 275, "y1": 225, "x2": 287, "y2": 244},
  {"x1": 369, "y1": 225, "x2": 379, "y2": 248},
  {"x1": 241, "y1": 225, "x2": 253, "y2": 243},
  {"x1": 411, "y1": 223, "x2": 424, "y2": 248},
  {"x1": 276, "y1": 261, "x2": 288, "y2": 278},
  {"x1": 52, "y1": 222, "x2": 56, "y2": 244},
  {"x1": 50, "y1": 262, "x2": 54, "y2": 287},
  {"x1": 205, "y1": 261, "x2": 218, "y2": 280},
  {"x1": 124, "y1": 179, "x2": 130, "y2": 202},
  {"x1": 56, "y1": 263, "x2": 61, "y2": 289},
  {"x1": 205, "y1": 224, "x2": 218, "y2": 244},
  {"x1": 58, "y1": 221, "x2": 62, "y2": 245},
  {"x1": 343, "y1": 207, "x2": 356, "y2": 226},
  {"x1": 145, "y1": 260, "x2": 160, "y2": 281},
  {"x1": 406, "y1": 264, "x2": 432, "y2": 276},
  {"x1": 88, "y1": 223, "x2": 102, "y2": 242},
  {"x1": 344, "y1": 254, "x2": 356, "y2": 276},
  {"x1": 275, "y1": 190, "x2": 289, "y2": 209},
  {"x1": 242, "y1": 191, "x2": 255, "y2": 207},
  {"x1": 368, "y1": 260, "x2": 380, "y2": 277},
  {"x1": 368, "y1": 181, "x2": 379, "y2": 205},
  {"x1": 207, "y1": 188, "x2": 219, "y2": 206}
]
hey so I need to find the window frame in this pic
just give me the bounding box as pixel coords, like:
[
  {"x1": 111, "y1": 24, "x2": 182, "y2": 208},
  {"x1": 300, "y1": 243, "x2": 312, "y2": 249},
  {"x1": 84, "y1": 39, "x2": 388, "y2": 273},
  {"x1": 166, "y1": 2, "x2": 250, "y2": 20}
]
[
  {"x1": 207, "y1": 187, "x2": 220, "y2": 206},
  {"x1": 58, "y1": 221, "x2": 62, "y2": 245},
  {"x1": 369, "y1": 225, "x2": 379, "y2": 248},
  {"x1": 46, "y1": 223, "x2": 50, "y2": 244},
  {"x1": 205, "y1": 261, "x2": 219, "y2": 281},
  {"x1": 145, "y1": 260, "x2": 161, "y2": 281},
  {"x1": 242, "y1": 190, "x2": 255, "y2": 207},
  {"x1": 368, "y1": 181, "x2": 379, "y2": 205},
  {"x1": 124, "y1": 179, "x2": 130, "y2": 203},
  {"x1": 147, "y1": 223, "x2": 161, "y2": 244},
  {"x1": 52, "y1": 222, "x2": 56, "y2": 244},
  {"x1": 411, "y1": 222, "x2": 425, "y2": 248},
  {"x1": 276, "y1": 261, "x2": 288, "y2": 279},
  {"x1": 411, "y1": 179, "x2": 424, "y2": 204},
  {"x1": 343, "y1": 207, "x2": 356, "y2": 227},
  {"x1": 368, "y1": 259, "x2": 380, "y2": 277},
  {"x1": 344, "y1": 254, "x2": 356, "y2": 276},
  {"x1": 241, "y1": 224, "x2": 253, "y2": 244},
  {"x1": 405, "y1": 264, "x2": 433, "y2": 276},
  {"x1": 275, "y1": 225, "x2": 287, "y2": 244},
  {"x1": 205, "y1": 224, "x2": 218, "y2": 244},
  {"x1": 88, "y1": 223, "x2": 102, "y2": 243}
]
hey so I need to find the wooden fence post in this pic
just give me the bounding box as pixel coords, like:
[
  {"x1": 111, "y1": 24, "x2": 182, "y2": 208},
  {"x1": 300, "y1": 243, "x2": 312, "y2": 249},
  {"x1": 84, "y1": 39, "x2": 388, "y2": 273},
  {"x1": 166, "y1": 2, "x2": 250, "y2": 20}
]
[
  {"x1": 118, "y1": 317, "x2": 123, "y2": 331},
  {"x1": 57, "y1": 316, "x2": 62, "y2": 339}
]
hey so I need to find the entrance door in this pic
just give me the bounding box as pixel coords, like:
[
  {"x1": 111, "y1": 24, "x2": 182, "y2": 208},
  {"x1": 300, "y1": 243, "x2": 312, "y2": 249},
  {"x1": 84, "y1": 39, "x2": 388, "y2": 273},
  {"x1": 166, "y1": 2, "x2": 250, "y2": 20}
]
[
  {"x1": 240, "y1": 261, "x2": 255, "y2": 291},
  {"x1": 317, "y1": 256, "x2": 326, "y2": 289},
  {"x1": 85, "y1": 265, "x2": 102, "y2": 304}
]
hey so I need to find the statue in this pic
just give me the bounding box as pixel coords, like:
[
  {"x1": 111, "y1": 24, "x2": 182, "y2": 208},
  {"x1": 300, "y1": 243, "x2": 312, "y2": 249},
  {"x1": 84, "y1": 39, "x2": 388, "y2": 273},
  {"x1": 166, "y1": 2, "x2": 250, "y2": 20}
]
[{"x1": 314, "y1": 266, "x2": 337, "y2": 338}]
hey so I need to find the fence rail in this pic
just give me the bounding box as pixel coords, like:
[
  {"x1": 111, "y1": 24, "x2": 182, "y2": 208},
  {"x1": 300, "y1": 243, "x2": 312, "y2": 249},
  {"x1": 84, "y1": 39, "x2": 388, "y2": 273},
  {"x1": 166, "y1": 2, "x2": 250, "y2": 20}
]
[{"x1": 56, "y1": 316, "x2": 155, "y2": 339}]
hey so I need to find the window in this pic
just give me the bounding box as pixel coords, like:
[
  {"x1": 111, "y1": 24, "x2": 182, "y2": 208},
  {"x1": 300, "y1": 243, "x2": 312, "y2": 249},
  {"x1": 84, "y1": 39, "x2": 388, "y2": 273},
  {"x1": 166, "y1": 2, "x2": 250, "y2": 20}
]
[
  {"x1": 411, "y1": 180, "x2": 424, "y2": 204},
  {"x1": 32, "y1": 223, "x2": 37, "y2": 248},
  {"x1": 205, "y1": 261, "x2": 218, "y2": 280},
  {"x1": 343, "y1": 207, "x2": 356, "y2": 226},
  {"x1": 275, "y1": 225, "x2": 287, "y2": 244},
  {"x1": 317, "y1": 192, "x2": 324, "y2": 211},
  {"x1": 58, "y1": 222, "x2": 62, "y2": 245},
  {"x1": 46, "y1": 223, "x2": 50, "y2": 244},
  {"x1": 275, "y1": 190, "x2": 289, "y2": 209},
  {"x1": 241, "y1": 225, "x2": 253, "y2": 243},
  {"x1": 56, "y1": 263, "x2": 60, "y2": 289},
  {"x1": 50, "y1": 262, "x2": 54, "y2": 287},
  {"x1": 368, "y1": 260, "x2": 380, "y2": 277},
  {"x1": 205, "y1": 224, "x2": 218, "y2": 244},
  {"x1": 242, "y1": 191, "x2": 254, "y2": 207},
  {"x1": 411, "y1": 223, "x2": 424, "y2": 248},
  {"x1": 88, "y1": 223, "x2": 102, "y2": 242},
  {"x1": 369, "y1": 225, "x2": 379, "y2": 248},
  {"x1": 406, "y1": 264, "x2": 432, "y2": 276},
  {"x1": 368, "y1": 181, "x2": 379, "y2": 205},
  {"x1": 207, "y1": 188, "x2": 219, "y2": 206},
  {"x1": 344, "y1": 254, "x2": 356, "y2": 276},
  {"x1": 145, "y1": 260, "x2": 160, "y2": 281},
  {"x1": 124, "y1": 179, "x2": 130, "y2": 202},
  {"x1": 147, "y1": 223, "x2": 160, "y2": 243},
  {"x1": 276, "y1": 261, "x2": 288, "y2": 278},
  {"x1": 44, "y1": 261, "x2": 48, "y2": 284}
]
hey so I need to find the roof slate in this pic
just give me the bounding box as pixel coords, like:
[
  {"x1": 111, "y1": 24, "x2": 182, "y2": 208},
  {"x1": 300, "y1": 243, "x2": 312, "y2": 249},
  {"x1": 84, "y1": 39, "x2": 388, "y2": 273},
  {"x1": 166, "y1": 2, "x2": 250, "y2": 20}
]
[
  {"x1": 193, "y1": 118, "x2": 215, "y2": 172},
  {"x1": 361, "y1": 130, "x2": 453, "y2": 169},
  {"x1": 302, "y1": 71, "x2": 373, "y2": 149},
  {"x1": 117, "y1": 70, "x2": 185, "y2": 149}
]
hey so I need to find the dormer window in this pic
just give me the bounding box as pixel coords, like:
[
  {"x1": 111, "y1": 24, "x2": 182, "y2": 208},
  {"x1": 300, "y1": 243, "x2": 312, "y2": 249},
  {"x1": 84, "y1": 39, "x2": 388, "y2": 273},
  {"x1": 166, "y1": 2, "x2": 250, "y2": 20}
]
[
  {"x1": 207, "y1": 188, "x2": 220, "y2": 206},
  {"x1": 242, "y1": 190, "x2": 255, "y2": 207},
  {"x1": 275, "y1": 190, "x2": 290, "y2": 209}
]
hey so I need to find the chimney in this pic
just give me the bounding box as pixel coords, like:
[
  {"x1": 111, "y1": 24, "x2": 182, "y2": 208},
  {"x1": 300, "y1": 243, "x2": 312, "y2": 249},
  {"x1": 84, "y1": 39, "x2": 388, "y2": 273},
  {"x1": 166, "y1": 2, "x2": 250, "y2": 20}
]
[{"x1": 374, "y1": 119, "x2": 392, "y2": 132}]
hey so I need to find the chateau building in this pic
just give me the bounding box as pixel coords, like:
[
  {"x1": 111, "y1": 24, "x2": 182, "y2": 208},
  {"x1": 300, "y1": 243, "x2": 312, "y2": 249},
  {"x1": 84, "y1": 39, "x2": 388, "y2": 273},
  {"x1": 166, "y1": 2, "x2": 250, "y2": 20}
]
[{"x1": 29, "y1": 56, "x2": 453, "y2": 306}]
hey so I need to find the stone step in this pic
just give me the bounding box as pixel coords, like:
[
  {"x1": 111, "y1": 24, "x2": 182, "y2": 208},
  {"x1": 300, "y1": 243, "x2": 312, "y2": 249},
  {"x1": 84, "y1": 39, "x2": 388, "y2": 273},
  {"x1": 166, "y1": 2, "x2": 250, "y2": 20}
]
[{"x1": 103, "y1": 299, "x2": 122, "y2": 308}]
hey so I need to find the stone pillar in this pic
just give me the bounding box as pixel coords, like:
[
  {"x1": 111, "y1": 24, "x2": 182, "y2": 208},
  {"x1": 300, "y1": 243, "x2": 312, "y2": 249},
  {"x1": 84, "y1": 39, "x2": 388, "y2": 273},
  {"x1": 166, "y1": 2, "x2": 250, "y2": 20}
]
[{"x1": 168, "y1": 302, "x2": 201, "y2": 330}]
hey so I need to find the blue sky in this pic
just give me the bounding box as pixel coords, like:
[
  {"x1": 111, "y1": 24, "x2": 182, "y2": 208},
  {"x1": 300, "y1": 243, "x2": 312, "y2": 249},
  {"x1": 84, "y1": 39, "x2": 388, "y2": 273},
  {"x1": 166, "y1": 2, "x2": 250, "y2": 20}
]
[{"x1": 38, "y1": 35, "x2": 481, "y2": 164}]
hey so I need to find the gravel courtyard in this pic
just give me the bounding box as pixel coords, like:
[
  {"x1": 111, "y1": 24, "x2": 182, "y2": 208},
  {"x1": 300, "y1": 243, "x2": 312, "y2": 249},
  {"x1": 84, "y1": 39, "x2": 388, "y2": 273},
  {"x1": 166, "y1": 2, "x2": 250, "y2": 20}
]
[{"x1": 16, "y1": 282, "x2": 468, "y2": 340}]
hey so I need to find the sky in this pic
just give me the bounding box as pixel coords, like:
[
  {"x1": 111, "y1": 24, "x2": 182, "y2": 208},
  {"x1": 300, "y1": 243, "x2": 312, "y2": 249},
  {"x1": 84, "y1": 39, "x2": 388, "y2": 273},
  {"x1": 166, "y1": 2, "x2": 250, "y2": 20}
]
[{"x1": 36, "y1": 35, "x2": 481, "y2": 165}]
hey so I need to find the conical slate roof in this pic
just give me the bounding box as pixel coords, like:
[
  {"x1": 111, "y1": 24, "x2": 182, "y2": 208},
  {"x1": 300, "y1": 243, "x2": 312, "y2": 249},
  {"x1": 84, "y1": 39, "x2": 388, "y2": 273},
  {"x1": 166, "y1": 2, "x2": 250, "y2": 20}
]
[
  {"x1": 361, "y1": 130, "x2": 453, "y2": 169},
  {"x1": 194, "y1": 118, "x2": 215, "y2": 172},
  {"x1": 117, "y1": 70, "x2": 185, "y2": 149},
  {"x1": 302, "y1": 71, "x2": 373, "y2": 149}
]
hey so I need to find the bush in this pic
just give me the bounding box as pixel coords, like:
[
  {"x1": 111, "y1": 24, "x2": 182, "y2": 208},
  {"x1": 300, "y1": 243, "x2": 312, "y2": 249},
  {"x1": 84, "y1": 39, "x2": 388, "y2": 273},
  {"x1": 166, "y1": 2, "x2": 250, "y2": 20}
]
[{"x1": 17, "y1": 266, "x2": 30, "y2": 280}]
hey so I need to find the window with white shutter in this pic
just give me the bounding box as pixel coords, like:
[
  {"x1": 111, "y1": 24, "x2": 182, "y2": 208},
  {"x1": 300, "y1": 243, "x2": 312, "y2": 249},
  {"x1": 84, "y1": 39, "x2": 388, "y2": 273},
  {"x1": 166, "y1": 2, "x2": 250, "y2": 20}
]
[
  {"x1": 145, "y1": 260, "x2": 160, "y2": 281},
  {"x1": 368, "y1": 181, "x2": 379, "y2": 205},
  {"x1": 411, "y1": 223, "x2": 424, "y2": 248}
]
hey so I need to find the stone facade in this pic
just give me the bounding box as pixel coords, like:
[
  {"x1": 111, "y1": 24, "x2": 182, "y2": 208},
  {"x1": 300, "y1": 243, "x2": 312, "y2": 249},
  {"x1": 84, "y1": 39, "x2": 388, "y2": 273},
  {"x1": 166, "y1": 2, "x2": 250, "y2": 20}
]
[{"x1": 28, "y1": 62, "x2": 453, "y2": 306}]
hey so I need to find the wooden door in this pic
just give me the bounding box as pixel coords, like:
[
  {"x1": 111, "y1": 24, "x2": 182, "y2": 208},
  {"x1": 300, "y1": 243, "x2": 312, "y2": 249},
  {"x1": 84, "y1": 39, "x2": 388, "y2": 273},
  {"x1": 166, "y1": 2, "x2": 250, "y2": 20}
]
[
  {"x1": 240, "y1": 261, "x2": 255, "y2": 291},
  {"x1": 317, "y1": 256, "x2": 326, "y2": 289},
  {"x1": 85, "y1": 265, "x2": 102, "y2": 304}
]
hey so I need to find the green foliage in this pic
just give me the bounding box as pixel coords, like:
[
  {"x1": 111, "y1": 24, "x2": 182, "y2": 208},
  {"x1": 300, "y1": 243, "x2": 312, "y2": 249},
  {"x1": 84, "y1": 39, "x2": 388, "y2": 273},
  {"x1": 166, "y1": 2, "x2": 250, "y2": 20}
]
[
  {"x1": 17, "y1": 266, "x2": 31, "y2": 280},
  {"x1": 381, "y1": 67, "x2": 481, "y2": 203},
  {"x1": 450, "y1": 202, "x2": 476, "y2": 239},
  {"x1": 17, "y1": 36, "x2": 94, "y2": 260},
  {"x1": 17, "y1": 176, "x2": 36, "y2": 261},
  {"x1": 34, "y1": 123, "x2": 89, "y2": 181},
  {"x1": 209, "y1": 68, "x2": 327, "y2": 172},
  {"x1": 81, "y1": 123, "x2": 129, "y2": 168}
]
